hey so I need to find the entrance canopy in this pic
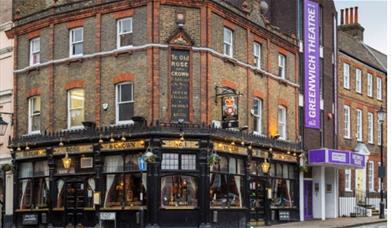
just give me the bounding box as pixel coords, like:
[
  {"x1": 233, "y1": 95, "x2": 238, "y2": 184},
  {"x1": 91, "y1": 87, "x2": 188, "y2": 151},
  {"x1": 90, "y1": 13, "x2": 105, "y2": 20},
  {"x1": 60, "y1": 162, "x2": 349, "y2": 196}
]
[{"x1": 308, "y1": 148, "x2": 365, "y2": 169}]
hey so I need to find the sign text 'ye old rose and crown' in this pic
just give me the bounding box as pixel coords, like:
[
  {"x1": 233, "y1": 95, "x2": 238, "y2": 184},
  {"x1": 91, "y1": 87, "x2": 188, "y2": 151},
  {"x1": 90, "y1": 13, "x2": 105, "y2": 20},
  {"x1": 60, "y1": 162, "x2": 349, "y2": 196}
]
[
  {"x1": 304, "y1": 0, "x2": 320, "y2": 129},
  {"x1": 171, "y1": 50, "x2": 190, "y2": 122}
]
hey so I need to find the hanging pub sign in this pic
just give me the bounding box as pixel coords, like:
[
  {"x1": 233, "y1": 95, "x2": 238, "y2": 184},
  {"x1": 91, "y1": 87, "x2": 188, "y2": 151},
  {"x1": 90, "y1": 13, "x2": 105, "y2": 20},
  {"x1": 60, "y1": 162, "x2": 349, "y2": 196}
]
[
  {"x1": 171, "y1": 49, "x2": 190, "y2": 122},
  {"x1": 221, "y1": 95, "x2": 239, "y2": 128}
]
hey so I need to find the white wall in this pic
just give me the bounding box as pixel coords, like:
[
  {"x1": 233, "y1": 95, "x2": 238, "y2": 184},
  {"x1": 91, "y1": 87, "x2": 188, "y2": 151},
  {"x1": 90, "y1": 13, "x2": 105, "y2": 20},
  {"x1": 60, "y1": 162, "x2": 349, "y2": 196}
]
[
  {"x1": 325, "y1": 167, "x2": 338, "y2": 218},
  {"x1": 312, "y1": 167, "x2": 325, "y2": 220},
  {"x1": 339, "y1": 197, "x2": 356, "y2": 216}
]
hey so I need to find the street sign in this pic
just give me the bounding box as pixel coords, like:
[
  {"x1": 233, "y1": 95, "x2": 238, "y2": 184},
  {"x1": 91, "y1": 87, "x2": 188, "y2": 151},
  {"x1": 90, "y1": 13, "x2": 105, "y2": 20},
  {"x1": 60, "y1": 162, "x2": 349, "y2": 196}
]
[
  {"x1": 138, "y1": 156, "x2": 146, "y2": 171},
  {"x1": 100, "y1": 212, "x2": 116, "y2": 220}
]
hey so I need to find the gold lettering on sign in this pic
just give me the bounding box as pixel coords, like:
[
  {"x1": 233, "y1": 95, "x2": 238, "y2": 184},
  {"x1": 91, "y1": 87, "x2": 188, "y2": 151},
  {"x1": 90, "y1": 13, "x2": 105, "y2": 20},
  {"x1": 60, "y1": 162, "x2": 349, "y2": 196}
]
[
  {"x1": 252, "y1": 149, "x2": 268, "y2": 158},
  {"x1": 15, "y1": 149, "x2": 46, "y2": 159},
  {"x1": 272, "y1": 153, "x2": 297, "y2": 163},
  {"x1": 213, "y1": 142, "x2": 247, "y2": 155},
  {"x1": 101, "y1": 140, "x2": 145, "y2": 152},
  {"x1": 53, "y1": 145, "x2": 93, "y2": 155},
  {"x1": 162, "y1": 140, "x2": 199, "y2": 149}
]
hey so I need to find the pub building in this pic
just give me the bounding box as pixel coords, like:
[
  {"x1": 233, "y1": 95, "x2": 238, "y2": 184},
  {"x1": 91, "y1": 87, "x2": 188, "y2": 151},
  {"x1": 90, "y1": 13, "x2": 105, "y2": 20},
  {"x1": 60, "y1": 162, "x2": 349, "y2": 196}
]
[
  {"x1": 10, "y1": 122, "x2": 301, "y2": 227},
  {"x1": 5, "y1": 0, "x2": 303, "y2": 227}
]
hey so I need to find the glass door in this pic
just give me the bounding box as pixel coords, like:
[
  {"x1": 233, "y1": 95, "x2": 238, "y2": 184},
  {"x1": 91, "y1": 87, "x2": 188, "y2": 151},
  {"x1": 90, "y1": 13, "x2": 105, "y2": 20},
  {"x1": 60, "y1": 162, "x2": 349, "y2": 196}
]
[{"x1": 249, "y1": 177, "x2": 265, "y2": 223}]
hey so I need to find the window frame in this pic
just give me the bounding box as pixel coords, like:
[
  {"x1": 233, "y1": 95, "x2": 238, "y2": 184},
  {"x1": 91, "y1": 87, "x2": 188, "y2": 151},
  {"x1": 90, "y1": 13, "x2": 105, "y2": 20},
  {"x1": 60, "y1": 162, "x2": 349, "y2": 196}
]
[
  {"x1": 223, "y1": 27, "x2": 233, "y2": 57},
  {"x1": 343, "y1": 105, "x2": 351, "y2": 139},
  {"x1": 355, "y1": 68, "x2": 362, "y2": 94},
  {"x1": 345, "y1": 169, "x2": 352, "y2": 191},
  {"x1": 67, "y1": 88, "x2": 85, "y2": 129},
  {"x1": 278, "y1": 105, "x2": 287, "y2": 140},
  {"x1": 115, "y1": 82, "x2": 135, "y2": 124},
  {"x1": 117, "y1": 17, "x2": 133, "y2": 49},
  {"x1": 29, "y1": 37, "x2": 40, "y2": 66},
  {"x1": 278, "y1": 54, "x2": 286, "y2": 79},
  {"x1": 368, "y1": 161, "x2": 374, "y2": 192},
  {"x1": 367, "y1": 73, "x2": 373, "y2": 97},
  {"x1": 253, "y1": 42, "x2": 262, "y2": 69},
  {"x1": 343, "y1": 63, "x2": 350, "y2": 89},
  {"x1": 253, "y1": 98, "x2": 263, "y2": 135},
  {"x1": 356, "y1": 109, "x2": 362, "y2": 142},
  {"x1": 161, "y1": 153, "x2": 197, "y2": 171},
  {"x1": 28, "y1": 96, "x2": 41, "y2": 134},
  {"x1": 368, "y1": 112, "x2": 374, "y2": 144},
  {"x1": 376, "y1": 77, "x2": 382, "y2": 100},
  {"x1": 69, "y1": 27, "x2": 84, "y2": 57}
]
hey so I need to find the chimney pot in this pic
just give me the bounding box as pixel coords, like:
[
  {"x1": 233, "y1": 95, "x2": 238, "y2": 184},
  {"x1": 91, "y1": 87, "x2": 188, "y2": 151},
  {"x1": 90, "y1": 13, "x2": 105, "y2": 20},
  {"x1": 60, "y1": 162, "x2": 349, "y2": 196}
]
[
  {"x1": 345, "y1": 8, "x2": 349, "y2": 24},
  {"x1": 340, "y1": 9, "x2": 344, "y2": 25},
  {"x1": 350, "y1": 7, "x2": 354, "y2": 25},
  {"x1": 354, "y1": 7, "x2": 358, "y2": 24}
]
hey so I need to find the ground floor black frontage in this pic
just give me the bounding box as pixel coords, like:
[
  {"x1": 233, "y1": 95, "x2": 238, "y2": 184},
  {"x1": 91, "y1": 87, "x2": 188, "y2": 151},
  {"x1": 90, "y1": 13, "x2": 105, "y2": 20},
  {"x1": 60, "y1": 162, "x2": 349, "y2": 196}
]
[{"x1": 9, "y1": 123, "x2": 301, "y2": 227}]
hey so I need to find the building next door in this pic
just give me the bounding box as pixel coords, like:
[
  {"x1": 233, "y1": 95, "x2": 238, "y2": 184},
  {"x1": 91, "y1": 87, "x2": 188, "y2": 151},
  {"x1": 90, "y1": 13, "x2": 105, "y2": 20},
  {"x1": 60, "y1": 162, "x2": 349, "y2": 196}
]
[
  {"x1": 304, "y1": 180, "x2": 313, "y2": 220},
  {"x1": 65, "y1": 182, "x2": 86, "y2": 227}
]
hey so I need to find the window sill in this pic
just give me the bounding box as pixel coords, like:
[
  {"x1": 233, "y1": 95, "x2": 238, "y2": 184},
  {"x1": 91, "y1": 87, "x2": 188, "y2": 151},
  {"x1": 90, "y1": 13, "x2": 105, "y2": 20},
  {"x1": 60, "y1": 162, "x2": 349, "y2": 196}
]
[
  {"x1": 112, "y1": 121, "x2": 135, "y2": 126},
  {"x1": 64, "y1": 126, "x2": 85, "y2": 131},
  {"x1": 345, "y1": 189, "x2": 352, "y2": 192},
  {"x1": 101, "y1": 206, "x2": 146, "y2": 211},
  {"x1": 15, "y1": 208, "x2": 48, "y2": 212},
  {"x1": 161, "y1": 206, "x2": 198, "y2": 210},
  {"x1": 23, "y1": 131, "x2": 41, "y2": 137},
  {"x1": 210, "y1": 207, "x2": 247, "y2": 210}
]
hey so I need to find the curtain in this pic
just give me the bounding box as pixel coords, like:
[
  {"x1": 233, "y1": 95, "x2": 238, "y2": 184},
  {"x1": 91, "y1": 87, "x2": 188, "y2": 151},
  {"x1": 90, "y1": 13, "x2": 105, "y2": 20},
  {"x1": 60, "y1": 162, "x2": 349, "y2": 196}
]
[
  {"x1": 286, "y1": 180, "x2": 292, "y2": 208},
  {"x1": 88, "y1": 178, "x2": 95, "y2": 191},
  {"x1": 142, "y1": 173, "x2": 147, "y2": 191},
  {"x1": 57, "y1": 179, "x2": 64, "y2": 208},
  {"x1": 104, "y1": 174, "x2": 115, "y2": 207},
  {"x1": 104, "y1": 156, "x2": 123, "y2": 207},
  {"x1": 45, "y1": 177, "x2": 49, "y2": 191},
  {"x1": 19, "y1": 180, "x2": 28, "y2": 209},
  {"x1": 234, "y1": 176, "x2": 242, "y2": 207}
]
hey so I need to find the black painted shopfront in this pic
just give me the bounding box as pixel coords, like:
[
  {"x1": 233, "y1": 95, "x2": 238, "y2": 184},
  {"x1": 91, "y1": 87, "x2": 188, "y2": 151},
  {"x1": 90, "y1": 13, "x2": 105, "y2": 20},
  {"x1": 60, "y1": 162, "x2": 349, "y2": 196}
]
[{"x1": 11, "y1": 123, "x2": 300, "y2": 227}]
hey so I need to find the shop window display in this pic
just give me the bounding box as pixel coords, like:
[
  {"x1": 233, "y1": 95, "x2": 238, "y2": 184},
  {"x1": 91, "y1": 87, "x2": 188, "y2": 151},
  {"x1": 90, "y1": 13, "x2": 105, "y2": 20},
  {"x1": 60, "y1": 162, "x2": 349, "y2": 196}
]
[
  {"x1": 161, "y1": 175, "x2": 198, "y2": 208},
  {"x1": 269, "y1": 163, "x2": 296, "y2": 208}
]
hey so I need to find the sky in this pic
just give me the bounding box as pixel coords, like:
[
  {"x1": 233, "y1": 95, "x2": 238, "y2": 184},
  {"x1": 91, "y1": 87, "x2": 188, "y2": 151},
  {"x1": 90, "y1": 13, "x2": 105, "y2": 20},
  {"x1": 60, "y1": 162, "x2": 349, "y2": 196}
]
[{"x1": 334, "y1": 0, "x2": 387, "y2": 53}]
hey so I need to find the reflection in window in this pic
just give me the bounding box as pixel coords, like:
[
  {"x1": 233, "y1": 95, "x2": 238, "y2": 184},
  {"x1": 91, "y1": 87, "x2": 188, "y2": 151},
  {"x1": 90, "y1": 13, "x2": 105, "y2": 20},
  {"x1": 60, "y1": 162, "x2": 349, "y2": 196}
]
[
  {"x1": 161, "y1": 175, "x2": 197, "y2": 208},
  {"x1": 270, "y1": 179, "x2": 295, "y2": 208}
]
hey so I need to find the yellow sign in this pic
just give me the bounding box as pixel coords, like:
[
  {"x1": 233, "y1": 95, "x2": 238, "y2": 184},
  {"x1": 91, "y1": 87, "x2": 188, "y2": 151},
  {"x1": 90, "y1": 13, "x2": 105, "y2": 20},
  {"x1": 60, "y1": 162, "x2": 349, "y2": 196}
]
[
  {"x1": 272, "y1": 153, "x2": 297, "y2": 163},
  {"x1": 15, "y1": 149, "x2": 46, "y2": 159},
  {"x1": 53, "y1": 144, "x2": 93, "y2": 155},
  {"x1": 101, "y1": 140, "x2": 145, "y2": 151},
  {"x1": 162, "y1": 140, "x2": 199, "y2": 149},
  {"x1": 252, "y1": 149, "x2": 268, "y2": 158},
  {"x1": 213, "y1": 142, "x2": 247, "y2": 155}
]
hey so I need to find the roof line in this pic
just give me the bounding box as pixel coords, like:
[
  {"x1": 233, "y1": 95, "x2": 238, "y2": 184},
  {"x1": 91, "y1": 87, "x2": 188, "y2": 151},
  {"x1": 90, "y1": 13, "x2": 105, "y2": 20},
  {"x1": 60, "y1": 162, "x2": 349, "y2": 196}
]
[
  {"x1": 339, "y1": 49, "x2": 387, "y2": 74},
  {"x1": 362, "y1": 43, "x2": 387, "y2": 72}
]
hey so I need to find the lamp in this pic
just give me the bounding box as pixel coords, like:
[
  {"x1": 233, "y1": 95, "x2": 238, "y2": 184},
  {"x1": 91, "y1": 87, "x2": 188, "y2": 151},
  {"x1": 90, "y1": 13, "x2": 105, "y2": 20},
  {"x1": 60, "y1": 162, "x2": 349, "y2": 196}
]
[
  {"x1": 261, "y1": 158, "x2": 270, "y2": 174},
  {"x1": 62, "y1": 152, "x2": 72, "y2": 169},
  {"x1": 377, "y1": 105, "x2": 386, "y2": 219},
  {"x1": 378, "y1": 105, "x2": 385, "y2": 123},
  {"x1": 0, "y1": 116, "x2": 8, "y2": 136}
]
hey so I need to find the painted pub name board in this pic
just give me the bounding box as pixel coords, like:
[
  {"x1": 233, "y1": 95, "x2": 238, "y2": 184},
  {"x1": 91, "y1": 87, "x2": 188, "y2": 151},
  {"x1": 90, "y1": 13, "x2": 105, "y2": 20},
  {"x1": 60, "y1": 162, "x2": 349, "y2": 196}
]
[{"x1": 171, "y1": 49, "x2": 190, "y2": 122}]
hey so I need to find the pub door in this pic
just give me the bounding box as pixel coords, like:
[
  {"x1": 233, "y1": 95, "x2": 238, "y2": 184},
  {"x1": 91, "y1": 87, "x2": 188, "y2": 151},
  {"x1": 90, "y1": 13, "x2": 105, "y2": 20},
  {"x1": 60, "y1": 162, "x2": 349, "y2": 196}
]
[
  {"x1": 65, "y1": 181, "x2": 87, "y2": 227},
  {"x1": 249, "y1": 177, "x2": 265, "y2": 225}
]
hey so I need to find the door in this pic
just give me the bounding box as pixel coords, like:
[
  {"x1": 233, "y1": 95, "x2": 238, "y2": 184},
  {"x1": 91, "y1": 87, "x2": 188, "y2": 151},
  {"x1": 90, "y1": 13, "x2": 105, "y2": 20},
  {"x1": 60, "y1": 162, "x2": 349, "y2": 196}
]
[
  {"x1": 65, "y1": 182, "x2": 86, "y2": 227},
  {"x1": 249, "y1": 177, "x2": 265, "y2": 223},
  {"x1": 304, "y1": 180, "x2": 313, "y2": 220}
]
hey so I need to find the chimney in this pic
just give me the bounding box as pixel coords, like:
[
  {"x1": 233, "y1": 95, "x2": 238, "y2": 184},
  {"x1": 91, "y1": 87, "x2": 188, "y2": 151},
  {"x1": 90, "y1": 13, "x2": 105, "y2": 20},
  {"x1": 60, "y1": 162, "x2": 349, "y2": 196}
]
[{"x1": 338, "y1": 7, "x2": 364, "y2": 41}]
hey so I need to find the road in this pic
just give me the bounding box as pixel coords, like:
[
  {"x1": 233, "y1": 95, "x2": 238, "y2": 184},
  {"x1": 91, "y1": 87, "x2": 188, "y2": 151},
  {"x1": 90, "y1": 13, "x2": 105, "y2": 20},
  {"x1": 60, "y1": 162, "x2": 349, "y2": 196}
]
[{"x1": 352, "y1": 222, "x2": 387, "y2": 228}]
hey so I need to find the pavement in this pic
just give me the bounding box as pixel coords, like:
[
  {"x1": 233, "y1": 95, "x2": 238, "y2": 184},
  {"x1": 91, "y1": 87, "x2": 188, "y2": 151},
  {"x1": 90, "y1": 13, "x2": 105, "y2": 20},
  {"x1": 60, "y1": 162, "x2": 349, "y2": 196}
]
[{"x1": 268, "y1": 216, "x2": 387, "y2": 228}]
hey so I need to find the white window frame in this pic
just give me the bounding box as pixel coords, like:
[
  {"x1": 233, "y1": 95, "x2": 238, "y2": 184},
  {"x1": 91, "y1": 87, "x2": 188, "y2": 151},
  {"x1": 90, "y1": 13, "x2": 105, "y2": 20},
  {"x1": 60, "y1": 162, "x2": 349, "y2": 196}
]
[
  {"x1": 67, "y1": 89, "x2": 85, "y2": 129},
  {"x1": 368, "y1": 161, "x2": 374, "y2": 192},
  {"x1": 367, "y1": 73, "x2": 373, "y2": 97},
  {"x1": 117, "y1": 17, "x2": 133, "y2": 49},
  {"x1": 343, "y1": 63, "x2": 350, "y2": 89},
  {"x1": 69, "y1": 27, "x2": 83, "y2": 57},
  {"x1": 376, "y1": 77, "x2": 382, "y2": 100},
  {"x1": 28, "y1": 96, "x2": 41, "y2": 134},
  {"x1": 253, "y1": 98, "x2": 262, "y2": 135},
  {"x1": 368, "y1": 112, "x2": 374, "y2": 144},
  {"x1": 343, "y1": 105, "x2": 351, "y2": 139},
  {"x1": 29, "y1": 37, "x2": 40, "y2": 66},
  {"x1": 253, "y1": 42, "x2": 262, "y2": 69},
  {"x1": 345, "y1": 169, "x2": 351, "y2": 191},
  {"x1": 356, "y1": 109, "x2": 362, "y2": 141},
  {"x1": 223, "y1": 27, "x2": 233, "y2": 57},
  {"x1": 355, "y1": 68, "x2": 362, "y2": 93},
  {"x1": 278, "y1": 105, "x2": 287, "y2": 140},
  {"x1": 278, "y1": 54, "x2": 286, "y2": 79},
  {"x1": 115, "y1": 82, "x2": 134, "y2": 124}
]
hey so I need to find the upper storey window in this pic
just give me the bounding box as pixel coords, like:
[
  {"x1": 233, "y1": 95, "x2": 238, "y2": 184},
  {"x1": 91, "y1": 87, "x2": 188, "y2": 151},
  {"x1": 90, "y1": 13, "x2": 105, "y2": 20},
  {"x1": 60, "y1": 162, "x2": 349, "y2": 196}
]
[
  {"x1": 223, "y1": 27, "x2": 233, "y2": 57},
  {"x1": 117, "y1": 17, "x2": 133, "y2": 49},
  {"x1": 67, "y1": 89, "x2": 85, "y2": 129},
  {"x1": 367, "y1": 73, "x2": 373, "y2": 97},
  {"x1": 278, "y1": 105, "x2": 287, "y2": 140},
  {"x1": 355, "y1": 69, "x2": 362, "y2": 94},
  {"x1": 376, "y1": 77, "x2": 382, "y2": 100},
  {"x1": 343, "y1": 63, "x2": 350, "y2": 89},
  {"x1": 29, "y1": 37, "x2": 40, "y2": 66},
  {"x1": 278, "y1": 54, "x2": 286, "y2": 79},
  {"x1": 253, "y1": 42, "x2": 262, "y2": 69},
  {"x1": 28, "y1": 96, "x2": 41, "y2": 134},
  {"x1": 116, "y1": 82, "x2": 134, "y2": 124},
  {"x1": 69, "y1": 28, "x2": 83, "y2": 57}
]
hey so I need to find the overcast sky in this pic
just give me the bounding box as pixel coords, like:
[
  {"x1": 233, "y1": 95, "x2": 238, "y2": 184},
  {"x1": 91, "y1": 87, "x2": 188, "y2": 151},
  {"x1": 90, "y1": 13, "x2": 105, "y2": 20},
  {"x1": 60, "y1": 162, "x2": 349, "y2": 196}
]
[{"x1": 334, "y1": 0, "x2": 387, "y2": 53}]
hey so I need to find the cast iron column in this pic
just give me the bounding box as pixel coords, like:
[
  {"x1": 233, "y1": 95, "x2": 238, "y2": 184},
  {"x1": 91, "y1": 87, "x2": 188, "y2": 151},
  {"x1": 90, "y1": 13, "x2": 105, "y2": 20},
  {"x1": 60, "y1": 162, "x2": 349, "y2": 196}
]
[
  {"x1": 93, "y1": 144, "x2": 103, "y2": 225},
  {"x1": 379, "y1": 121, "x2": 385, "y2": 219},
  {"x1": 47, "y1": 147, "x2": 55, "y2": 228},
  {"x1": 199, "y1": 139, "x2": 211, "y2": 228},
  {"x1": 146, "y1": 138, "x2": 161, "y2": 228}
]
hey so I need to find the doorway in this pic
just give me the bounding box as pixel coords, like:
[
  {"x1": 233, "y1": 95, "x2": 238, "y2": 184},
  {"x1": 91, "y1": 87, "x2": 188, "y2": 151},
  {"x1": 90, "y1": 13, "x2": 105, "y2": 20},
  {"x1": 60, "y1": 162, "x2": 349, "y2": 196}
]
[
  {"x1": 64, "y1": 182, "x2": 86, "y2": 227},
  {"x1": 249, "y1": 177, "x2": 265, "y2": 223},
  {"x1": 304, "y1": 180, "x2": 313, "y2": 220}
]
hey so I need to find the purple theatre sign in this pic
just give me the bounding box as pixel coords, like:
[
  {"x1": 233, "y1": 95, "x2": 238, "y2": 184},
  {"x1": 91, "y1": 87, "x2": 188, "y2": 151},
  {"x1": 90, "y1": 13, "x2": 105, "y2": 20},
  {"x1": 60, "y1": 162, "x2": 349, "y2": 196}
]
[
  {"x1": 304, "y1": 0, "x2": 320, "y2": 129},
  {"x1": 308, "y1": 149, "x2": 365, "y2": 169}
]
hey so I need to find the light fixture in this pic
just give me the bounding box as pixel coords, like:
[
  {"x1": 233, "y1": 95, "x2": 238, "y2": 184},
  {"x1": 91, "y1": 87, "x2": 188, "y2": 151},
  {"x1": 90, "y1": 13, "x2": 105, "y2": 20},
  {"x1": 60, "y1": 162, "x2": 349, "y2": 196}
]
[
  {"x1": 287, "y1": 151, "x2": 291, "y2": 155},
  {"x1": 231, "y1": 141, "x2": 235, "y2": 146},
  {"x1": 110, "y1": 134, "x2": 115, "y2": 143},
  {"x1": 25, "y1": 143, "x2": 30, "y2": 150},
  {"x1": 121, "y1": 132, "x2": 126, "y2": 141},
  {"x1": 271, "y1": 133, "x2": 280, "y2": 140},
  {"x1": 241, "y1": 141, "x2": 245, "y2": 146},
  {"x1": 59, "y1": 137, "x2": 64, "y2": 147},
  {"x1": 180, "y1": 132, "x2": 185, "y2": 142},
  {"x1": 378, "y1": 105, "x2": 386, "y2": 124},
  {"x1": 62, "y1": 152, "x2": 72, "y2": 169},
  {"x1": 293, "y1": 152, "x2": 297, "y2": 157},
  {"x1": 99, "y1": 135, "x2": 104, "y2": 144},
  {"x1": 261, "y1": 158, "x2": 270, "y2": 174},
  {"x1": 176, "y1": 11, "x2": 185, "y2": 27},
  {"x1": 0, "y1": 116, "x2": 8, "y2": 136},
  {"x1": 248, "y1": 143, "x2": 252, "y2": 150},
  {"x1": 143, "y1": 146, "x2": 157, "y2": 163}
]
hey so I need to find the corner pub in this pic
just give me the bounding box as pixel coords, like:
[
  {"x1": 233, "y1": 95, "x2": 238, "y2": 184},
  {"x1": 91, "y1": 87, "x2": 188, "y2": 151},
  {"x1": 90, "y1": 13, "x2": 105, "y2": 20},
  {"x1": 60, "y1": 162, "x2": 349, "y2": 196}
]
[{"x1": 6, "y1": 0, "x2": 302, "y2": 227}]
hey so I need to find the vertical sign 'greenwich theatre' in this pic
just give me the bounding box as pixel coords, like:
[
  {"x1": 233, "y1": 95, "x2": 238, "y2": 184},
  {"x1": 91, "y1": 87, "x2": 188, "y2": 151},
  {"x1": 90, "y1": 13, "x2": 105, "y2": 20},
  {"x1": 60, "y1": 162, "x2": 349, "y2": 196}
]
[
  {"x1": 171, "y1": 49, "x2": 190, "y2": 122},
  {"x1": 304, "y1": 0, "x2": 320, "y2": 129}
]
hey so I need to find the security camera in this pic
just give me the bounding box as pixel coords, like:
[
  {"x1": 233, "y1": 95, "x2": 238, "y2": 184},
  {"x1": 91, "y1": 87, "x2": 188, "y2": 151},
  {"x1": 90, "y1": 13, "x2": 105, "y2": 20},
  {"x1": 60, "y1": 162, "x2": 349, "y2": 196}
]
[{"x1": 102, "y1": 103, "x2": 109, "y2": 111}]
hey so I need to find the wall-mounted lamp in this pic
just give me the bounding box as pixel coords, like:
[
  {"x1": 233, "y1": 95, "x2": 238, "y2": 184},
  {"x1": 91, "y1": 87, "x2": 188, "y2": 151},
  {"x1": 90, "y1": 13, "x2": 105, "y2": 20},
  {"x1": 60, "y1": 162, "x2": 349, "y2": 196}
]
[
  {"x1": 176, "y1": 11, "x2": 185, "y2": 28},
  {"x1": 0, "y1": 112, "x2": 13, "y2": 136},
  {"x1": 62, "y1": 152, "x2": 72, "y2": 169}
]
